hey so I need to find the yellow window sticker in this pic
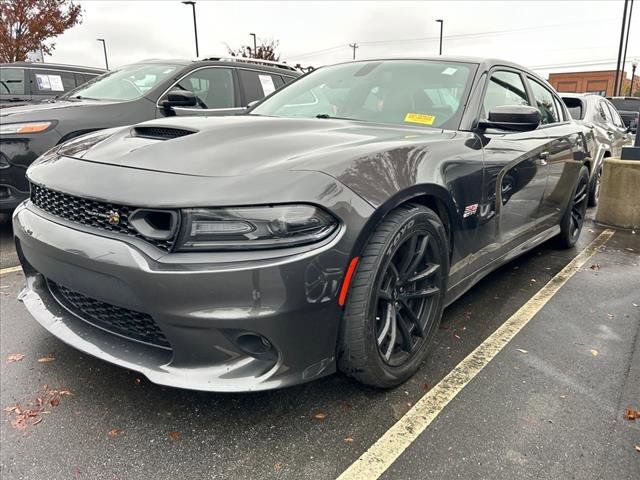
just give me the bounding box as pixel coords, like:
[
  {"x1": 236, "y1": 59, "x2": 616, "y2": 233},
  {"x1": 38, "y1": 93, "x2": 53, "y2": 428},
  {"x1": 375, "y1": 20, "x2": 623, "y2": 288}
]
[{"x1": 404, "y1": 113, "x2": 436, "y2": 125}]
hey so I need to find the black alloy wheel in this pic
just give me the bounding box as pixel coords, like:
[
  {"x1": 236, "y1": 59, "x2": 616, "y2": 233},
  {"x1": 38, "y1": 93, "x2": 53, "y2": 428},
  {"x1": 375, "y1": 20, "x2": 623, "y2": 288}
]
[
  {"x1": 338, "y1": 204, "x2": 449, "y2": 388},
  {"x1": 375, "y1": 232, "x2": 441, "y2": 366},
  {"x1": 558, "y1": 166, "x2": 590, "y2": 249},
  {"x1": 587, "y1": 165, "x2": 602, "y2": 207}
]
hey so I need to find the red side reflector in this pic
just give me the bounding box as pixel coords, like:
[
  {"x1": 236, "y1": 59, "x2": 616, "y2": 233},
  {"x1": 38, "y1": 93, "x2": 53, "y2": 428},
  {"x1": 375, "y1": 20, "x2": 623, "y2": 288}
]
[{"x1": 338, "y1": 257, "x2": 359, "y2": 307}]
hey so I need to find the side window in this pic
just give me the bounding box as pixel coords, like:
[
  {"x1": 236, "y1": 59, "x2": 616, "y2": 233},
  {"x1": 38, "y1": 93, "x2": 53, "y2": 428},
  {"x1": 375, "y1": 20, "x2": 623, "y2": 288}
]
[
  {"x1": 238, "y1": 70, "x2": 282, "y2": 103},
  {"x1": 32, "y1": 69, "x2": 76, "y2": 94},
  {"x1": 282, "y1": 75, "x2": 296, "y2": 85},
  {"x1": 166, "y1": 67, "x2": 235, "y2": 109},
  {"x1": 598, "y1": 100, "x2": 613, "y2": 124},
  {"x1": 605, "y1": 102, "x2": 624, "y2": 128},
  {"x1": 528, "y1": 78, "x2": 559, "y2": 124},
  {"x1": 0, "y1": 67, "x2": 25, "y2": 95},
  {"x1": 553, "y1": 96, "x2": 565, "y2": 122},
  {"x1": 482, "y1": 71, "x2": 529, "y2": 116}
]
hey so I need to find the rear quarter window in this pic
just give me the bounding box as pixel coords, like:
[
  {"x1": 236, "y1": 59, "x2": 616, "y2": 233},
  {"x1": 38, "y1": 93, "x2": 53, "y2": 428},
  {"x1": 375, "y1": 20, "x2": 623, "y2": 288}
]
[{"x1": 0, "y1": 67, "x2": 26, "y2": 95}]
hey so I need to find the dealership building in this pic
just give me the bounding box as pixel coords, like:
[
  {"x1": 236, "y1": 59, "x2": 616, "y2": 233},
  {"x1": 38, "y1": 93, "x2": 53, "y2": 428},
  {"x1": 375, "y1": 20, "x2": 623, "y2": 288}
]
[{"x1": 548, "y1": 69, "x2": 639, "y2": 96}]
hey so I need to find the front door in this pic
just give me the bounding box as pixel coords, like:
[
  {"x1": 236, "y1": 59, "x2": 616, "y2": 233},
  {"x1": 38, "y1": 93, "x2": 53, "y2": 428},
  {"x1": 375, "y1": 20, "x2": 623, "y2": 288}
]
[{"x1": 472, "y1": 69, "x2": 551, "y2": 270}]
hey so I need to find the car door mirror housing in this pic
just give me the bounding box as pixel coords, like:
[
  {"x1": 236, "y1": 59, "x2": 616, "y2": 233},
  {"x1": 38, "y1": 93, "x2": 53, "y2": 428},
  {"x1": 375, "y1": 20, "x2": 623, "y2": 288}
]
[
  {"x1": 162, "y1": 90, "x2": 197, "y2": 109},
  {"x1": 479, "y1": 105, "x2": 541, "y2": 132}
]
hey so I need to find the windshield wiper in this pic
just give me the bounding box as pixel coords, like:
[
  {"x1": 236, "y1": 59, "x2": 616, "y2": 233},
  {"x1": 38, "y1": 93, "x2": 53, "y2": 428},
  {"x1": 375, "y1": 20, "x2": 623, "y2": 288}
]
[{"x1": 315, "y1": 113, "x2": 353, "y2": 120}]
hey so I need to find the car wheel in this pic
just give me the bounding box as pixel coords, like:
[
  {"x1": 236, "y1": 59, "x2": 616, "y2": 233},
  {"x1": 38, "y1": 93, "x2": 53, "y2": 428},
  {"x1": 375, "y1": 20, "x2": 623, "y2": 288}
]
[
  {"x1": 557, "y1": 166, "x2": 590, "y2": 249},
  {"x1": 338, "y1": 203, "x2": 449, "y2": 388},
  {"x1": 587, "y1": 165, "x2": 602, "y2": 207}
]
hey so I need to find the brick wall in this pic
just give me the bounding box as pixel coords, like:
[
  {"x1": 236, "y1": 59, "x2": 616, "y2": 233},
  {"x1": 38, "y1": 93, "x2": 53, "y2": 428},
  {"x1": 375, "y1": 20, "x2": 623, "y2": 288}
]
[{"x1": 548, "y1": 70, "x2": 638, "y2": 96}]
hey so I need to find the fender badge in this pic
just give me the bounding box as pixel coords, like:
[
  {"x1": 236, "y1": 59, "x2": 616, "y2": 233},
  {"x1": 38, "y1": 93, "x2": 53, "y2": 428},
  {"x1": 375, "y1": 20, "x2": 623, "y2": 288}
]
[{"x1": 463, "y1": 204, "x2": 479, "y2": 218}]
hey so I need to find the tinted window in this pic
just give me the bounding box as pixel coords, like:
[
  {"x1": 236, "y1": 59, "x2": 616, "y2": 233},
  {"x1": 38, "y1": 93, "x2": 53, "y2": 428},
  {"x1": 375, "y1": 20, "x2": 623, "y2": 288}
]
[
  {"x1": 67, "y1": 63, "x2": 180, "y2": 101},
  {"x1": 167, "y1": 67, "x2": 235, "y2": 109},
  {"x1": 605, "y1": 102, "x2": 624, "y2": 127},
  {"x1": 483, "y1": 71, "x2": 529, "y2": 115},
  {"x1": 282, "y1": 75, "x2": 296, "y2": 85},
  {"x1": 598, "y1": 100, "x2": 613, "y2": 124},
  {"x1": 0, "y1": 67, "x2": 25, "y2": 95},
  {"x1": 562, "y1": 97, "x2": 584, "y2": 120},
  {"x1": 238, "y1": 70, "x2": 282, "y2": 103},
  {"x1": 609, "y1": 98, "x2": 640, "y2": 112},
  {"x1": 528, "y1": 78, "x2": 559, "y2": 124},
  {"x1": 252, "y1": 60, "x2": 474, "y2": 130}
]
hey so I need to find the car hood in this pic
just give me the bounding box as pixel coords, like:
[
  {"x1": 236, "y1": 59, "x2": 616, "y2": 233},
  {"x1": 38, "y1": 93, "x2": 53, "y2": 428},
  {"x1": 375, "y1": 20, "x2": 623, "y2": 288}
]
[
  {"x1": 0, "y1": 98, "x2": 125, "y2": 121},
  {"x1": 70, "y1": 115, "x2": 454, "y2": 177}
]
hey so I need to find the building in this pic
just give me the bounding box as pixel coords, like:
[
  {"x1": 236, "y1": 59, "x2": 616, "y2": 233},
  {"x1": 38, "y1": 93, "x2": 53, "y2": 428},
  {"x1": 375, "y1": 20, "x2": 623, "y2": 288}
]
[{"x1": 548, "y1": 70, "x2": 639, "y2": 97}]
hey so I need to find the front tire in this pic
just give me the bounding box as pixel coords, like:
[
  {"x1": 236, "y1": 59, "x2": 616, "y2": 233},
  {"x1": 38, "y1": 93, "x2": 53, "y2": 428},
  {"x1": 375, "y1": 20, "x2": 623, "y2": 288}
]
[
  {"x1": 557, "y1": 166, "x2": 590, "y2": 249},
  {"x1": 338, "y1": 204, "x2": 449, "y2": 388}
]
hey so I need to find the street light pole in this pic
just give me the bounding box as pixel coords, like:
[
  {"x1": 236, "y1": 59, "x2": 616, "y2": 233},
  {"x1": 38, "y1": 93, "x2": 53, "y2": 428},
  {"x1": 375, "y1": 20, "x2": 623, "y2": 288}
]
[
  {"x1": 249, "y1": 33, "x2": 257, "y2": 58},
  {"x1": 614, "y1": 0, "x2": 629, "y2": 96},
  {"x1": 349, "y1": 42, "x2": 358, "y2": 60},
  {"x1": 182, "y1": 1, "x2": 199, "y2": 58},
  {"x1": 96, "y1": 38, "x2": 108, "y2": 70},
  {"x1": 436, "y1": 19, "x2": 443, "y2": 55},
  {"x1": 631, "y1": 60, "x2": 638, "y2": 96}
]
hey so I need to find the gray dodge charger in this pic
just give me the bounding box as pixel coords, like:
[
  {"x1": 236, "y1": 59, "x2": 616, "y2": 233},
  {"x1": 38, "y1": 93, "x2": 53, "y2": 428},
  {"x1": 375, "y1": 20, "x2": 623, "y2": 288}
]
[{"x1": 13, "y1": 58, "x2": 592, "y2": 391}]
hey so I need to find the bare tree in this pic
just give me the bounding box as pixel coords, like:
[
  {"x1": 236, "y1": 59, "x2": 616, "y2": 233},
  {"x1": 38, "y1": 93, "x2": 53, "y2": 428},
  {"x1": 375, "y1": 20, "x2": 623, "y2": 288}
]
[{"x1": 228, "y1": 38, "x2": 280, "y2": 61}]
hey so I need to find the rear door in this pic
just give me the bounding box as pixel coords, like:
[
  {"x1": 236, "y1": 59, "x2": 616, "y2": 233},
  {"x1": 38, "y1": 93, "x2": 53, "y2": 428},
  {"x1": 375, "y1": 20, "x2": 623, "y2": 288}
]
[
  {"x1": 603, "y1": 99, "x2": 632, "y2": 155},
  {"x1": 526, "y1": 76, "x2": 585, "y2": 230},
  {"x1": 476, "y1": 68, "x2": 551, "y2": 265},
  {"x1": 156, "y1": 66, "x2": 243, "y2": 117}
]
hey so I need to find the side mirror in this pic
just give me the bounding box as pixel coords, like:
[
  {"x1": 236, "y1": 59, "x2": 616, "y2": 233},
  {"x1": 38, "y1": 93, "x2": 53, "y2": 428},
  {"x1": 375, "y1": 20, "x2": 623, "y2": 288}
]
[
  {"x1": 479, "y1": 105, "x2": 541, "y2": 132},
  {"x1": 161, "y1": 90, "x2": 197, "y2": 109},
  {"x1": 246, "y1": 100, "x2": 260, "y2": 110}
]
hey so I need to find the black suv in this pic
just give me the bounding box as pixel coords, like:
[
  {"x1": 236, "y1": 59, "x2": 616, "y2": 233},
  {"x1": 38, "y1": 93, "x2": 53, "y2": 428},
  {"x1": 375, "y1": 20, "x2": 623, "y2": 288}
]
[
  {"x1": 0, "y1": 57, "x2": 300, "y2": 214},
  {"x1": 0, "y1": 62, "x2": 105, "y2": 107},
  {"x1": 607, "y1": 96, "x2": 639, "y2": 134}
]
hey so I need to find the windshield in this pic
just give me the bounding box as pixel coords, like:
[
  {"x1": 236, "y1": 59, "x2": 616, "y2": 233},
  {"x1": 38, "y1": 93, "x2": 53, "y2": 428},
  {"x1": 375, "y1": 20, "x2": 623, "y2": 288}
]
[
  {"x1": 63, "y1": 63, "x2": 181, "y2": 101},
  {"x1": 251, "y1": 60, "x2": 475, "y2": 129}
]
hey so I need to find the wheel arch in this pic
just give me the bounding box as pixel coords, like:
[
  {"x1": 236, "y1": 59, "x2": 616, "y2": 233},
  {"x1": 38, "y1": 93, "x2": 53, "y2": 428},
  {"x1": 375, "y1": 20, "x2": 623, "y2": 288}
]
[{"x1": 350, "y1": 184, "x2": 457, "y2": 261}]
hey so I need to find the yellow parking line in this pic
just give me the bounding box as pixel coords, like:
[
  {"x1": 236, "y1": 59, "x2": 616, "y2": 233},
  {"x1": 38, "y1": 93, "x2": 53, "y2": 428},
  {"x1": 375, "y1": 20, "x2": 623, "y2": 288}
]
[
  {"x1": 0, "y1": 265, "x2": 22, "y2": 276},
  {"x1": 337, "y1": 229, "x2": 615, "y2": 480}
]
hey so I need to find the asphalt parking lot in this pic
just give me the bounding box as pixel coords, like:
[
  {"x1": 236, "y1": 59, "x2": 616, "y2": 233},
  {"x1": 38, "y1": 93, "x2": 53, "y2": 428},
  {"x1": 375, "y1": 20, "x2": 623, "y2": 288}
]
[{"x1": 1, "y1": 213, "x2": 639, "y2": 480}]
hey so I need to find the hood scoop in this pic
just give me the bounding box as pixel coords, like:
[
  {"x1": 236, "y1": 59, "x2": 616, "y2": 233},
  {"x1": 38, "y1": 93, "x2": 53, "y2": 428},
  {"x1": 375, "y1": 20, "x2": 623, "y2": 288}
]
[{"x1": 132, "y1": 126, "x2": 196, "y2": 140}]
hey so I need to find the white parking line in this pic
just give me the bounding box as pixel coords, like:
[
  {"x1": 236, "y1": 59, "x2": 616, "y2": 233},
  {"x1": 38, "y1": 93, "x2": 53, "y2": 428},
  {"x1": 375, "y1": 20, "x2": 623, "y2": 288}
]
[
  {"x1": 337, "y1": 229, "x2": 615, "y2": 480},
  {"x1": 0, "y1": 265, "x2": 22, "y2": 276}
]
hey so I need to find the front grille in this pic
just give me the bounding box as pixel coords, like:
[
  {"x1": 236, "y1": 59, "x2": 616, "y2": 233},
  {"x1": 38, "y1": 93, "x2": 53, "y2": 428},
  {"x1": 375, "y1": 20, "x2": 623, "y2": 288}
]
[
  {"x1": 133, "y1": 126, "x2": 195, "y2": 140},
  {"x1": 48, "y1": 280, "x2": 171, "y2": 350},
  {"x1": 30, "y1": 184, "x2": 176, "y2": 251}
]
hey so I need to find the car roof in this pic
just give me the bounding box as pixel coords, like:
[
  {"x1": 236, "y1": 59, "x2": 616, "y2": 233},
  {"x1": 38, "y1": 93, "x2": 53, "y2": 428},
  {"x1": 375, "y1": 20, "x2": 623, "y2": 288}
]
[
  {"x1": 2, "y1": 61, "x2": 106, "y2": 73},
  {"x1": 131, "y1": 57, "x2": 299, "y2": 75}
]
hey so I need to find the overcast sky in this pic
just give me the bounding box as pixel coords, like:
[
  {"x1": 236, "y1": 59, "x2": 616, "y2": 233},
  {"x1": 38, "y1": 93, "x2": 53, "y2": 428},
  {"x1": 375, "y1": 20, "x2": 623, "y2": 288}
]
[{"x1": 46, "y1": 0, "x2": 638, "y2": 79}]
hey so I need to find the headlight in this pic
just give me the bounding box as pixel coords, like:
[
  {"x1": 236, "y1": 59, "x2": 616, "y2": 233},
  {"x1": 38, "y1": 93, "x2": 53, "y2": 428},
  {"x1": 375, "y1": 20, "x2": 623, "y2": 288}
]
[
  {"x1": 176, "y1": 205, "x2": 339, "y2": 251},
  {"x1": 29, "y1": 129, "x2": 120, "y2": 168},
  {"x1": 0, "y1": 121, "x2": 55, "y2": 135}
]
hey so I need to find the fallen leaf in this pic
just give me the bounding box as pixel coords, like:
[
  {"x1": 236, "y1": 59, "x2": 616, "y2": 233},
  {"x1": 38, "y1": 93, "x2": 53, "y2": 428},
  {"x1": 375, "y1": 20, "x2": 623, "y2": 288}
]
[
  {"x1": 633, "y1": 303, "x2": 638, "y2": 308},
  {"x1": 58, "y1": 390, "x2": 73, "y2": 396},
  {"x1": 344, "y1": 436, "x2": 354, "y2": 443},
  {"x1": 607, "y1": 313, "x2": 615, "y2": 319},
  {"x1": 590, "y1": 349, "x2": 599, "y2": 356},
  {"x1": 49, "y1": 396, "x2": 60, "y2": 407},
  {"x1": 274, "y1": 463, "x2": 284, "y2": 472},
  {"x1": 168, "y1": 431, "x2": 181, "y2": 441},
  {"x1": 516, "y1": 348, "x2": 528, "y2": 354},
  {"x1": 313, "y1": 412, "x2": 327, "y2": 420},
  {"x1": 422, "y1": 383, "x2": 430, "y2": 391},
  {"x1": 589, "y1": 264, "x2": 601, "y2": 270},
  {"x1": 530, "y1": 278, "x2": 536, "y2": 283},
  {"x1": 635, "y1": 445, "x2": 640, "y2": 453},
  {"x1": 37, "y1": 356, "x2": 55, "y2": 363},
  {"x1": 107, "y1": 428, "x2": 123, "y2": 438},
  {"x1": 7, "y1": 353, "x2": 25, "y2": 363},
  {"x1": 625, "y1": 407, "x2": 640, "y2": 420}
]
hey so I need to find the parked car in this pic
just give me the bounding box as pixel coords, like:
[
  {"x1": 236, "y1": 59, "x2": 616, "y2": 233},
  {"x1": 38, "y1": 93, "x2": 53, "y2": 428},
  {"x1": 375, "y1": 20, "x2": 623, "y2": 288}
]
[
  {"x1": 0, "y1": 57, "x2": 299, "y2": 215},
  {"x1": 607, "y1": 96, "x2": 639, "y2": 134},
  {"x1": 15, "y1": 57, "x2": 593, "y2": 392},
  {"x1": 0, "y1": 62, "x2": 105, "y2": 107},
  {"x1": 561, "y1": 93, "x2": 632, "y2": 206}
]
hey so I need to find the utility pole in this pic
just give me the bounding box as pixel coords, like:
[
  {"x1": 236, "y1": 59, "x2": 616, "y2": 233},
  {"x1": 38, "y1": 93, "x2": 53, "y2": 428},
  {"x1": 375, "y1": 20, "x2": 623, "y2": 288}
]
[
  {"x1": 250, "y1": 33, "x2": 257, "y2": 58},
  {"x1": 620, "y1": 0, "x2": 634, "y2": 95},
  {"x1": 349, "y1": 42, "x2": 358, "y2": 60},
  {"x1": 614, "y1": 0, "x2": 629, "y2": 96},
  {"x1": 436, "y1": 19, "x2": 443, "y2": 55},
  {"x1": 182, "y1": 1, "x2": 199, "y2": 58},
  {"x1": 96, "y1": 38, "x2": 108, "y2": 70}
]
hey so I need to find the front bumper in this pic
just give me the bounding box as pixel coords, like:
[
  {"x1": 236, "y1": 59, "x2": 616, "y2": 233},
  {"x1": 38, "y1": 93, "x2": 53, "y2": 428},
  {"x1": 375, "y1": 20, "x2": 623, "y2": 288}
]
[{"x1": 14, "y1": 203, "x2": 357, "y2": 391}]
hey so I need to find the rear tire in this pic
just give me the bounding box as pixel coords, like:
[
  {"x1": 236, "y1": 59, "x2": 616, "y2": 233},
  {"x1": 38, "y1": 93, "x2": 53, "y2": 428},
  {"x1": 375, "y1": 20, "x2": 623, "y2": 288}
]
[
  {"x1": 338, "y1": 204, "x2": 449, "y2": 388},
  {"x1": 587, "y1": 165, "x2": 602, "y2": 207},
  {"x1": 557, "y1": 166, "x2": 589, "y2": 249}
]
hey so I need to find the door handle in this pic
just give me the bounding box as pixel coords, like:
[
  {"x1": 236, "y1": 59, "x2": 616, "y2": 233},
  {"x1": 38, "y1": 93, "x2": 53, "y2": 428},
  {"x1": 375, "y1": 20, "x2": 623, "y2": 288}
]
[{"x1": 539, "y1": 151, "x2": 549, "y2": 165}]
